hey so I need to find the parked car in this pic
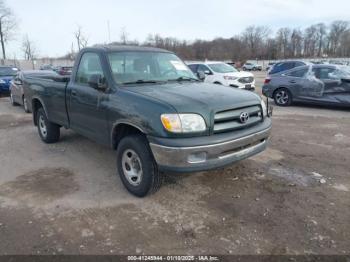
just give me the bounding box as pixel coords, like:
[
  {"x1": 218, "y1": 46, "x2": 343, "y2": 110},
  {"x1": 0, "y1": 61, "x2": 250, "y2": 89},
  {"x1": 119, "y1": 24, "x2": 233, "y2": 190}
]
[
  {"x1": 268, "y1": 60, "x2": 309, "y2": 75},
  {"x1": 54, "y1": 66, "x2": 73, "y2": 75},
  {"x1": 0, "y1": 66, "x2": 19, "y2": 94},
  {"x1": 10, "y1": 70, "x2": 58, "y2": 112},
  {"x1": 242, "y1": 62, "x2": 262, "y2": 71},
  {"x1": 40, "y1": 64, "x2": 54, "y2": 71},
  {"x1": 26, "y1": 45, "x2": 272, "y2": 197},
  {"x1": 187, "y1": 61, "x2": 256, "y2": 91},
  {"x1": 262, "y1": 64, "x2": 350, "y2": 107}
]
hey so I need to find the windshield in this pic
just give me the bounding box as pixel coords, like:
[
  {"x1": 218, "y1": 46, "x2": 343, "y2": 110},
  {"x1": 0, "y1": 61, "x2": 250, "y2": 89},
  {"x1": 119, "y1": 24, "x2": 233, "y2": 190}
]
[
  {"x1": 0, "y1": 67, "x2": 18, "y2": 77},
  {"x1": 208, "y1": 63, "x2": 238, "y2": 73},
  {"x1": 107, "y1": 51, "x2": 197, "y2": 84},
  {"x1": 330, "y1": 66, "x2": 350, "y2": 79}
]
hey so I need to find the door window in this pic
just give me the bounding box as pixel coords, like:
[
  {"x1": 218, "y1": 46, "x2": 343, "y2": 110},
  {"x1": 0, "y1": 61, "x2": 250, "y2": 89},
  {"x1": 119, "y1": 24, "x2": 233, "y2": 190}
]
[
  {"x1": 76, "y1": 53, "x2": 104, "y2": 85},
  {"x1": 197, "y1": 64, "x2": 212, "y2": 74},
  {"x1": 286, "y1": 68, "x2": 308, "y2": 78},
  {"x1": 312, "y1": 68, "x2": 336, "y2": 80}
]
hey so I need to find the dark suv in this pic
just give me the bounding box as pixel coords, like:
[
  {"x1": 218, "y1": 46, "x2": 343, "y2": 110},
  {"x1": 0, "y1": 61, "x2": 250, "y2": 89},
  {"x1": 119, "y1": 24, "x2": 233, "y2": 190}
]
[{"x1": 268, "y1": 61, "x2": 309, "y2": 75}]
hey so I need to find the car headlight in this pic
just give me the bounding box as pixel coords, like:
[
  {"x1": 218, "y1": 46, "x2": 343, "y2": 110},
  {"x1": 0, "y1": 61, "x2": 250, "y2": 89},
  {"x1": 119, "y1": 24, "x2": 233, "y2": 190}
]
[
  {"x1": 261, "y1": 100, "x2": 267, "y2": 117},
  {"x1": 161, "y1": 114, "x2": 206, "y2": 133},
  {"x1": 223, "y1": 76, "x2": 238, "y2": 81},
  {"x1": 0, "y1": 79, "x2": 6, "y2": 84}
]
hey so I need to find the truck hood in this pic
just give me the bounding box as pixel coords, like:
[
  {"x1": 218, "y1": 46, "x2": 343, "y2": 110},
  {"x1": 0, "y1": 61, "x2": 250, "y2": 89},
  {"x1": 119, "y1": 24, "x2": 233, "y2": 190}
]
[{"x1": 124, "y1": 82, "x2": 261, "y2": 114}]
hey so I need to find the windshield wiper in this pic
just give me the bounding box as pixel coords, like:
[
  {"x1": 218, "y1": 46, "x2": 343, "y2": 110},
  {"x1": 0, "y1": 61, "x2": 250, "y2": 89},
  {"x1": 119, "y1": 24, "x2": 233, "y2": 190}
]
[
  {"x1": 122, "y1": 80, "x2": 165, "y2": 85},
  {"x1": 168, "y1": 76, "x2": 199, "y2": 82}
]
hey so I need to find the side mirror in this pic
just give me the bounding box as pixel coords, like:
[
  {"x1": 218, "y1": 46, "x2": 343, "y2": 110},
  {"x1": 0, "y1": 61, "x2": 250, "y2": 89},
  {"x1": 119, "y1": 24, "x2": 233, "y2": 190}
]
[
  {"x1": 204, "y1": 70, "x2": 211, "y2": 75},
  {"x1": 197, "y1": 71, "x2": 206, "y2": 81},
  {"x1": 88, "y1": 74, "x2": 107, "y2": 91}
]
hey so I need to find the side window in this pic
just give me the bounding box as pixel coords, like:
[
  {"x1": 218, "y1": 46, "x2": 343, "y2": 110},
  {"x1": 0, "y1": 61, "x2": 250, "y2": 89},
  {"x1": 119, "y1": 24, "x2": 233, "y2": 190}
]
[
  {"x1": 312, "y1": 68, "x2": 336, "y2": 80},
  {"x1": 198, "y1": 64, "x2": 211, "y2": 74},
  {"x1": 286, "y1": 68, "x2": 308, "y2": 78},
  {"x1": 294, "y1": 62, "x2": 305, "y2": 67},
  {"x1": 188, "y1": 64, "x2": 198, "y2": 73},
  {"x1": 76, "y1": 53, "x2": 104, "y2": 85}
]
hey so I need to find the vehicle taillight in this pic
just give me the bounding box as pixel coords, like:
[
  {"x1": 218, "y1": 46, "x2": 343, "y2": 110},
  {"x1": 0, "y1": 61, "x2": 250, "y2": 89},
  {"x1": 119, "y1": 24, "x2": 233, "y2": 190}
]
[{"x1": 264, "y1": 78, "x2": 271, "y2": 84}]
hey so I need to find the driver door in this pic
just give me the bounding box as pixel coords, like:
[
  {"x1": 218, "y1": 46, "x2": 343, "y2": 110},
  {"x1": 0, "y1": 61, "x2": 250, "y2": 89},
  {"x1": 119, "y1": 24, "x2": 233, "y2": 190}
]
[{"x1": 68, "y1": 52, "x2": 110, "y2": 144}]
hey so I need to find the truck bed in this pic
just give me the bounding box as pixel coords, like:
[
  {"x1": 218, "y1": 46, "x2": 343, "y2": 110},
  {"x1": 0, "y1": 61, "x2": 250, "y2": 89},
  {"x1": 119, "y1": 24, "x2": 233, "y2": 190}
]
[{"x1": 26, "y1": 75, "x2": 70, "y2": 127}]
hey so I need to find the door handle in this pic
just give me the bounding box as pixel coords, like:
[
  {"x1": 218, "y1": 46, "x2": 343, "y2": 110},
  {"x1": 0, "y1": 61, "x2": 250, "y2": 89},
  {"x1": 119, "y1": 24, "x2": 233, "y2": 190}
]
[
  {"x1": 71, "y1": 90, "x2": 77, "y2": 96},
  {"x1": 289, "y1": 80, "x2": 296, "y2": 84}
]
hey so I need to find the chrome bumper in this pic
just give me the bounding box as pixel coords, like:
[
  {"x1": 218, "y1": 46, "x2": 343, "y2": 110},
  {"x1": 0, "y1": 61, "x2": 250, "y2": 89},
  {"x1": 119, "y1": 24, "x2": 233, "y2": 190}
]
[{"x1": 149, "y1": 127, "x2": 271, "y2": 172}]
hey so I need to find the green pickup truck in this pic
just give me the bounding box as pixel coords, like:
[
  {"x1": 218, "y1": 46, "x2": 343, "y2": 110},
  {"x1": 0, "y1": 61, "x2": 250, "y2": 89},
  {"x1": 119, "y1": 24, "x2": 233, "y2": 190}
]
[{"x1": 26, "y1": 45, "x2": 272, "y2": 197}]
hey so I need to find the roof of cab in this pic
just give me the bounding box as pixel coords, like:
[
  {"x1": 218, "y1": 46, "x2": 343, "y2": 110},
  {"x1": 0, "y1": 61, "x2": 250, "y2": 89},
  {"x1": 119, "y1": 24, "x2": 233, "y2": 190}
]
[{"x1": 82, "y1": 45, "x2": 172, "y2": 53}]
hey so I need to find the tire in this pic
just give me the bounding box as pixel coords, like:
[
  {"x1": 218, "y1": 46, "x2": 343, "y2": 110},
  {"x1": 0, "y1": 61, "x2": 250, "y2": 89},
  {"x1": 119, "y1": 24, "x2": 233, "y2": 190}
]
[
  {"x1": 23, "y1": 96, "x2": 30, "y2": 113},
  {"x1": 36, "y1": 107, "x2": 60, "y2": 143},
  {"x1": 214, "y1": 82, "x2": 222, "y2": 85},
  {"x1": 10, "y1": 93, "x2": 18, "y2": 106},
  {"x1": 274, "y1": 88, "x2": 292, "y2": 106},
  {"x1": 116, "y1": 134, "x2": 162, "y2": 197}
]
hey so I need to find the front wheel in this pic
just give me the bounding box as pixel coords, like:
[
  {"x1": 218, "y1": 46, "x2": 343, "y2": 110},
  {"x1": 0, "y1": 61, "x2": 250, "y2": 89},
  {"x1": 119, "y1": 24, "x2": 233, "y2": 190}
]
[
  {"x1": 36, "y1": 107, "x2": 60, "y2": 143},
  {"x1": 274, "y1": 88, "x2": 292, "y2": 106},
  {"x1": 116, "y1": 134, "x2": 162, "y2": 197}
]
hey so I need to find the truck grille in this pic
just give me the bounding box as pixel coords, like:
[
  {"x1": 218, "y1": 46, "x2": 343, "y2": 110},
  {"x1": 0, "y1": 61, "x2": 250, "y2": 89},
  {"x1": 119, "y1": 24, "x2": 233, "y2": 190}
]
[
  {"x1": 238, "y1": 77, "x2": 254, "y2": 84},
  {"x1": 213, "y1": 105, "x2": 262, "y2": 134}
]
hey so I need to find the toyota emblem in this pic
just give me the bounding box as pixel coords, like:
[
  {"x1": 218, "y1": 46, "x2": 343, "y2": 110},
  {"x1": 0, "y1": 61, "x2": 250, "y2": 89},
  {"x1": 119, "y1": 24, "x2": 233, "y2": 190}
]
[{"x1": 239, "y1": 112, "x2": 249, "y2": 123}]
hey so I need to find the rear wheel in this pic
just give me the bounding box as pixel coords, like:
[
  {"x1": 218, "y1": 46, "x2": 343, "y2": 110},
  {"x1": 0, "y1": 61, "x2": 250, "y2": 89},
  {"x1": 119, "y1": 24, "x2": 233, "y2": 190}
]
[
  {"x1": 36, "y1": 107, "x2": 60, "y2": 143},
  {"x1": 274, "y1": 88, "x2": 292, "y2": 106},
  {"x1": 23, "y1": 96, "x2": 30, "y2": 113},
  {"x1": 10, "y1": 93, "x2": 17, "y2": 106},
  {"x1": 116, "y1": 134, "x2": 162, "y2": 197}
]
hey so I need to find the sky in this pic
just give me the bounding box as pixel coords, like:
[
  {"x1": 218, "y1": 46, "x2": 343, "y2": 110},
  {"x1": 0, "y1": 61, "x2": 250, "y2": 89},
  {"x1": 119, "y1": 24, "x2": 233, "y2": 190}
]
[{"x1": 5, "y1": 0, "x2": 350, "y2": 58}]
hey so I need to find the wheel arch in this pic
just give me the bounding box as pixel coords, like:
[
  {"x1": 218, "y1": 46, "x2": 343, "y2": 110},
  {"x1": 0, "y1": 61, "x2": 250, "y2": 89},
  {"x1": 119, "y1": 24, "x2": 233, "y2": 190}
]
[
  {"x1": 32, "y1": 97, "x2": 48, "y2": 126},
  {"x1": 111, "y1": 122, "x2": 145, "y2": 150}
]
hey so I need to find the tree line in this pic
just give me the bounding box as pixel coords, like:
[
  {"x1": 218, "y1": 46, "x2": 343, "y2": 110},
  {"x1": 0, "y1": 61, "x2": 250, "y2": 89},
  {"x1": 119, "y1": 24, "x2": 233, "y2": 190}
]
[{"x1": 140, "y1": 21, "x2": 350, "y2": 61}]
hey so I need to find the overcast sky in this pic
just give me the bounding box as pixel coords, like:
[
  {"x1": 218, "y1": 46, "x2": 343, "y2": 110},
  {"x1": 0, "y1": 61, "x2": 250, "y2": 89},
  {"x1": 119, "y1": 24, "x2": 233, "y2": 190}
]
[{"x1": 5, "y1": 0, "x2": 350, "y2": 58}]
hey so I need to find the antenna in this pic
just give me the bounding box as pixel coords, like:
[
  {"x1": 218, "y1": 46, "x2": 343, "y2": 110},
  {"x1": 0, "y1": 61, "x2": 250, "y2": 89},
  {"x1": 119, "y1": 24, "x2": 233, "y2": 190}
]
[{"x1": 107, "y1": 20, "x2": 111, "y2": 43}]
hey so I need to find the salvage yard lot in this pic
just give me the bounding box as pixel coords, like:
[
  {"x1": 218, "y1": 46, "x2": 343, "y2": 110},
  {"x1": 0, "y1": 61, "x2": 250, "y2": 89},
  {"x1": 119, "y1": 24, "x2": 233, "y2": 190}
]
[{"x1": 0, "y1": 72, "x2": 349, "y2": 255}]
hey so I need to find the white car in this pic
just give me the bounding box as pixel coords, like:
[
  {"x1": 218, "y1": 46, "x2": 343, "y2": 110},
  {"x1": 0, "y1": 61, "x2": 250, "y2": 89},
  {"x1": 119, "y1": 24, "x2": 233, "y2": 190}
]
[
  {"x1": 242, "y1": 62, "x2": 262, "y2": 71},
  {"x1": 187, "y1": 61, "x2": 255, "y2": 90}
]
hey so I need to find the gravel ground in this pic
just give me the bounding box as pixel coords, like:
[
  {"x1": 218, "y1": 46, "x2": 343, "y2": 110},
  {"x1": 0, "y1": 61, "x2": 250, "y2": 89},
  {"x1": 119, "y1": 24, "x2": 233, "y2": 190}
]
[{"x1": 0, "y1": 72, "x2": 349, "y2": 255}]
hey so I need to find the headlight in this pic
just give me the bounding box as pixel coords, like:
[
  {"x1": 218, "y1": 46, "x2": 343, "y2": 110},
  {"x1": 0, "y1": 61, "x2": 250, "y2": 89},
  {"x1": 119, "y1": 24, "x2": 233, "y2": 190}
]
[
  {"x1": 0, "y1": 79, "x2": 6, "y2": 84},
  {"x1": 223, "y1": 76, "x2": 238, "y2": 81},
  {"x1": 161, "y1": 114, "x2": 206, "y2": 133},
  {"x1": 261, "y1": 100, "x2": 267, "y2": 117}
]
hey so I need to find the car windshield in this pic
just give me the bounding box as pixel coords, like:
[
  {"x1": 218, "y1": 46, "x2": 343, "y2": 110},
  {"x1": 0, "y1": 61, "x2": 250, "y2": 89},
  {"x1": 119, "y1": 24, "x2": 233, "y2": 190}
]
[
  {"x1": 208, "y1": 63, "x2": 238, "y2": 73},
  {"x1": 107, "y1": 51, "x2": 197, "y2": 84},
  {"x1": 0, "y1": 67, "x2": 18, "y2": 77},
  {"x1": 331, "y1": 66, "x2": 350, "y2": 79}
]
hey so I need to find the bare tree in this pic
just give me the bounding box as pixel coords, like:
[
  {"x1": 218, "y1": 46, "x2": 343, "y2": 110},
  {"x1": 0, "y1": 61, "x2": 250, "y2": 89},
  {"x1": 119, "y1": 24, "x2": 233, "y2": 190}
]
[
  {"x1": 22, "y1": 35, "x2": 36, "y2": 69},
  {"x1": 328, "y1": 20, "x2": 349, "y2": 56},
  {"x1": 120, "y1": 27, "x2": 129, "y2": 45},
  {"x1": 315, "y1": 23, "x2": 327, "y2": 57},
  {"x1": 22, "y1": 35, "x2": 36, "y2": 60},
  {"x1": 74, "y1": 26, "x2": 88, "y2": 51},
  {"x1": 242, "y1": 26, "x2": 271, "y2": 59},
  {"x1": 0, "y1": 0, "x2": 17, "y2": 60}
]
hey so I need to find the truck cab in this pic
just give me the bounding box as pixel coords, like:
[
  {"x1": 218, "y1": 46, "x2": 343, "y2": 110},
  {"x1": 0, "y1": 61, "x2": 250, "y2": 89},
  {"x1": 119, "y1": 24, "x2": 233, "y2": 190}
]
[{"x1": 27, "y1": 45, "x2": 272, "y2": 197}]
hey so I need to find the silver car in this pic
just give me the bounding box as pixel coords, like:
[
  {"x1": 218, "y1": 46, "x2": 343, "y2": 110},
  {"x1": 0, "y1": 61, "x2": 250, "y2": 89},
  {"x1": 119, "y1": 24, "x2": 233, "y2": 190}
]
[{"x1": 262, "y1": 64, "x2": 350, "y2": 107}]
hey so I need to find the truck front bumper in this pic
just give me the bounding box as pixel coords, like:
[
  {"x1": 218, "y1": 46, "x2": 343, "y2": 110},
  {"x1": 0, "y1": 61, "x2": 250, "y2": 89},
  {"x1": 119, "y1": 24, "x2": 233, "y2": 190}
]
[{"x1": 148, "y1": 121, "x2": 271, "y2": 173}]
